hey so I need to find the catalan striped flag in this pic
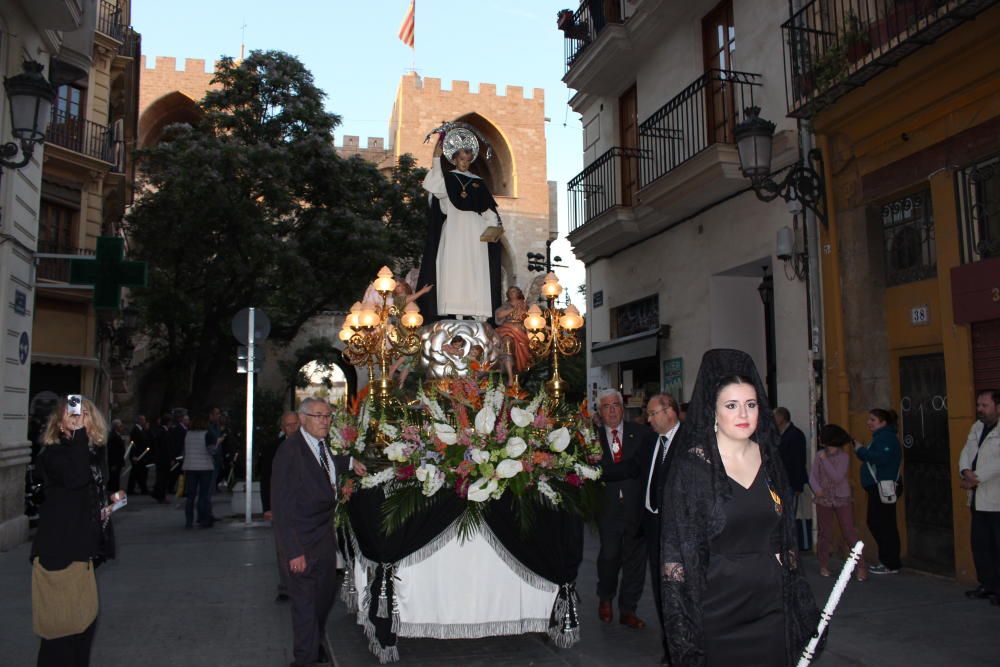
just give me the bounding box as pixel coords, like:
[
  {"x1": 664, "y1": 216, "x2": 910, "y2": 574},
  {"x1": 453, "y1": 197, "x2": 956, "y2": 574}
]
[{"x1": 398, "y1": 1, "x2": 415, "y2": 49}]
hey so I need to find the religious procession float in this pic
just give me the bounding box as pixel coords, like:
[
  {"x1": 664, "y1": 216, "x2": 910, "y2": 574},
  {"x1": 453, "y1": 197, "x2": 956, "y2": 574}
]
[{"x1": 329, "y1": 123, "x2": 594, "y2": 663}]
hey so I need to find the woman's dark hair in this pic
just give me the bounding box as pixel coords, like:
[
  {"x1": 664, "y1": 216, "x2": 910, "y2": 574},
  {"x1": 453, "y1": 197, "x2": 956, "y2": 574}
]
[
  {"x1": 818, "y1": 423, "x2": 852, "y2": 448},
  {"x1": 713, "y1": 375, "x2": 756, "y2": 403},
  {"x1": 869, "y1": 408, "x2": 898, "y2": 427}
]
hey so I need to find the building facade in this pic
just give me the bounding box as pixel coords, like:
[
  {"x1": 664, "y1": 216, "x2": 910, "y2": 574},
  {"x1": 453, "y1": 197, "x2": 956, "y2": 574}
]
[
  {"x1": 790, "y1": 1, "x2": 1000, "y2": 579},
  {"x1": 561, "y1": 0, "x2": 814, "y2": 427}
]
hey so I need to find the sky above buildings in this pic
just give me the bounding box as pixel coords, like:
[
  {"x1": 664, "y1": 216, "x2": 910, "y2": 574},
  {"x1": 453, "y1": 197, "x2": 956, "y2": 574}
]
[{"x1": 133, "y1": 0, "x2": 587, "y2": 307}]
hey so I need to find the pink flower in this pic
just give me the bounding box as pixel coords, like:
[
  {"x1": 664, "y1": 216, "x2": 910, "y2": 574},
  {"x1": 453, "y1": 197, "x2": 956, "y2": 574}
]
[
  {"x1": 341, "y1": 425, "x2": 358, "y2": 443},
  {"x1": 532, "y1": 412, "x2": 548, "y2": 428},
  {"x1": 396, "y1": 464, "x2": 415, "y2": 481}
]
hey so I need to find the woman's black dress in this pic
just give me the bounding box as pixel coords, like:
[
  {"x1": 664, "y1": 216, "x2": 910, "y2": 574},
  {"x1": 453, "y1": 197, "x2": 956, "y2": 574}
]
[{"x1": 703, "y1": 466, "x2": 785, "y2": 666}]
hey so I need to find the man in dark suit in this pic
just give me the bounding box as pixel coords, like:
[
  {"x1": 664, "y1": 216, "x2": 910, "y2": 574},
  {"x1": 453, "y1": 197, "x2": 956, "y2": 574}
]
[
  {"x1": 595, "y1": 388, "x2": 652, "y2": 629},
  {"x1": 263, "y1": 411, "x2": 300, "y2": 603},
  {"x1": 775, "y1": 407, "x2": 808, "y2": 513},
  {"x1": 273, "y1": 397, "x2": 365, "y2": 667},
  {"x1": 127, "y1": 415, "x2": 151, "y2": 495},
  {"x1": 640, "y1": 393, "x2": 681, "y2": 665},
  {"x1": 106, "y1": 419, "x2": 126, "y2": 494},
  {"x1": 151, "y1": 413, "x2": 173, "y2": 503}
]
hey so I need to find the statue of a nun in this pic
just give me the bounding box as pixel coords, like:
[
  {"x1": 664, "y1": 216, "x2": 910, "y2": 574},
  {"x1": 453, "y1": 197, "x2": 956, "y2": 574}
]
[{"x1": 416, "y1": 127, "x2": 503, "y2": 322}]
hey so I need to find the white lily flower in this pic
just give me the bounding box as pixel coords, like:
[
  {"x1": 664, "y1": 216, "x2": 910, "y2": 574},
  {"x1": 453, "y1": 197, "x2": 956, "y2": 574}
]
[
  {"x1": 433, "y1": 422, "x2": 457, "y2": 445},
  {"x1": 415, "y1": 463, "x2": 437, "y2": 482},
  {"x1": 505, "y1": 436, "x2": 528, "y2": 458},
  {"x1": 470, "y1": 448, "x2": 491, "y2": 465},
  {"x1": 467, "y1": 477, "x2": 498, "y2": 502},
  {"x1": 380, "y1": 423, "x2": 399, "y2": 438},
  {"x1": 574, "y1": 463, "x2": 601, "y2": 480},
  {"x1": 422, "y1": 472, "x2": 444, "y2": 497},
  {"x1": 496, "y1": 459, "x2": 523, "y2": 479},
  {"x1": 384, "y1": 441, "x2": 408, "y2": 462},
  {"x1": 547, "y1": 427, "x2": 571, "y2": 453},
  {"x1": 474, "y1": 406, "x2": 497, "y2": 435},
  {"x1": 510, "y1": 407, "x2": 533, "y2": 428}
]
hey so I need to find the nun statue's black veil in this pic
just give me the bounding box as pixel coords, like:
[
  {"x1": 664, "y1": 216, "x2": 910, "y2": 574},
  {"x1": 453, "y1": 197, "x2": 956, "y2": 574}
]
[{"x1": 658, "y1": 349, "x2": 820, "y2": 666}]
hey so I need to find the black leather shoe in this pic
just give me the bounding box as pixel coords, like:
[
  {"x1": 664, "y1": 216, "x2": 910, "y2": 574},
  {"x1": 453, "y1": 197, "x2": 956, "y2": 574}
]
[
  {"x1": 990, "y1": 594, "x2": 1000, "y2": 606},
  {"x1": 275, "y1": 592, "x2": 289, "y2": 603},
  {"x1": 966, "y1": 586, "x2": 991, "y2": 599}
]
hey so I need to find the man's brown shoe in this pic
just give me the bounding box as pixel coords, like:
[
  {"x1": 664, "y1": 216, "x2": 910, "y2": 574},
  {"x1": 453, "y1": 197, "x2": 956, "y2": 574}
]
[
  {"x1": 598, "y1": 600, "x2": 613, "y2": 623},
  {"x1": 619, "y1": 611, "x2": 646, "y2": 629}
]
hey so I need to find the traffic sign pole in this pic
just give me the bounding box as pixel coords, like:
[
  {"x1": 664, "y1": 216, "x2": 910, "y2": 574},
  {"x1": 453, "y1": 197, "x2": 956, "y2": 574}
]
[{"x1": 244, "y1": 307, "x2": 255, "y2": 525}]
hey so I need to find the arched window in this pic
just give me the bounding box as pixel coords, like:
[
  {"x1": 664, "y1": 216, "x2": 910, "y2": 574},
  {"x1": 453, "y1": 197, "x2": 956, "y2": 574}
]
[{"x1": 450, "y1": 112, "x2": 515, "y2": 198}]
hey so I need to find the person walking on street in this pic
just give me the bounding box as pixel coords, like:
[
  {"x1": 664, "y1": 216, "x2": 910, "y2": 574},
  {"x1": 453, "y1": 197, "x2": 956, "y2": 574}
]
[
  {"x1": 151, "y1": 414, "x2": 172, "y2": 503},
  {"x1": 106, "y1": 419, "x2": 126, "y2": 495},
  {"x1": 182, "y1": 417, "x2": 215, "y2": 529},
  {"x1": 959, "y1": 389, "x2": 1000, "y2": 604},
  {"x1": 855, "y1": 408, "x2": 903, "y2": 575},
  {"x1": 774, "y1": 407, "x2": 808, "y2": 517},
  {"x1": 272, "y1": 398, "x2": 366, "y2": 667},
  {"x1": 811, "y1": 424, "x2": 866, "y2": 581},
  {"x1": 126, "y1": 415, "x2": 150, "y2": 495},
  {"x1": 31, "y1": 395, "x2": 117, "y2": 667},
  {"x1": 262, "y1": 411, "x2": 300, "y2": 602},
  {"x1": 594, "y1": 388, "x2": 651, "y2": 629}
]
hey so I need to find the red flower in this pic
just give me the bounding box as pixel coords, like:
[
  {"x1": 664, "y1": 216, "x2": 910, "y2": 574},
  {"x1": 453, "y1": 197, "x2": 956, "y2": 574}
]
[
  {"x1": 454, "y1": 477, "x2": 471, "y2": 499},
  {"x1": 341, "y1": 425, "x2": 358, "y2": 443},
  {"x1": 396, "y1": 464, "x2": 415, "y2": 481},
  {"x1": 340, "y1": 478, "x2": 355, "y2": 500},
  {"x1": 565, "y1": 473, "x2": 583, "y2": 487}
]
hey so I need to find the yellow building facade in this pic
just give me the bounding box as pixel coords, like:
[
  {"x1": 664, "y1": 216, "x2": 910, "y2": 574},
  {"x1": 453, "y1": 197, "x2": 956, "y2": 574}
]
[{"x1": 789, "y1": 3, "x2": 1000, "y2": 580}]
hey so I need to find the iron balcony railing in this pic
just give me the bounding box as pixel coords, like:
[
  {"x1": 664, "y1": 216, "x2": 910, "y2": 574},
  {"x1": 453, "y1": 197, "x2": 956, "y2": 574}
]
[
  {"x1": 783, "y1": 0, "x2": 1000, "y2": 118},
  {"x1": 568, "y1": 146, "x2": 648, "y2": 232},
  {"x1": 97, "y1": 1, "x2": 126, "y2": 42},
  {"x1": 46, "y1": 110, "x2": 116, "y2": 164},
  {"x1": 119, "y1": 27, "x2": 140, "y2": 58},
  {"x1": 561, "y1": 0, "x2": 626, "y2": 73},
  {"x1": 35, "y1": 243, "x2": 95, "y2": 283},
  {"x1": 638, "y1": 69, "x2": 762, "y2": 189}
]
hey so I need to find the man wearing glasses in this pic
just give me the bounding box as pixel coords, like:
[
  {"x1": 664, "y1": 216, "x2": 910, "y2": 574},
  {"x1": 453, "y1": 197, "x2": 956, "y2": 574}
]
[{"x1": 272, "y1": 397, "x2": 366, "y2": 667}]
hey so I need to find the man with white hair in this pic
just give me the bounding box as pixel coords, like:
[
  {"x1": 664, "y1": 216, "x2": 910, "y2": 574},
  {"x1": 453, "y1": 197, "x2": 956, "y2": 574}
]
[
  {"x1": 272, "y1": 398, "x2": 366, "y2": 667},
  {"x1": 594, "y1": 388, "x2": 652, "y2": 629}
]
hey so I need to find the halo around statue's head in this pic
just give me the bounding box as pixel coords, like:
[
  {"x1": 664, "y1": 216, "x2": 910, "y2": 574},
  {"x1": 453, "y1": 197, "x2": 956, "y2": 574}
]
[{"x1": 442, "y1": 128, "x2": 479, "y2": 164}]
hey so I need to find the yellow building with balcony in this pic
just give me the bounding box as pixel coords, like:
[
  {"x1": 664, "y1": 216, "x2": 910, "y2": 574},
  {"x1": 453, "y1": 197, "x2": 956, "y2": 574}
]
[{"x1": 787, "y1": 1, "x2": 1000, "y2": 579}]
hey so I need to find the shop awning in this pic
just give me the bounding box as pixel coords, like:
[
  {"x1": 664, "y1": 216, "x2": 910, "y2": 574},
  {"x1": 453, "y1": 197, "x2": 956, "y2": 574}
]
[
  {"x1": 32, "y1": 353, "x2": 100, "y2": 368},
  {"x1": 591, "y1": 326, "x2": 668, "y2": 367}
]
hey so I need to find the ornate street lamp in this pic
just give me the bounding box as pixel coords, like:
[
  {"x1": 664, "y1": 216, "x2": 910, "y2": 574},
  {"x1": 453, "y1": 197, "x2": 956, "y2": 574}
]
[
  {"x1": 734, "y1": 106, "x2": 827, "y2": 224},
  {"x1": 2, "y1": 61, "x2": 57, "y2": 170},
  {"x1": 339, "y1": 266, "x2": 423, "y2": 406},
  {"x1": 524, "y1": 272, "x2": 584, "y2": 402}
]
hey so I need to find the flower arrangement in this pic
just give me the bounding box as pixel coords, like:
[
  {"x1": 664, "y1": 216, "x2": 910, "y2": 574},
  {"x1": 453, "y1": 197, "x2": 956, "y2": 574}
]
[{"x1": 333, "y1": 377, "x2": 603, "y2": 535}]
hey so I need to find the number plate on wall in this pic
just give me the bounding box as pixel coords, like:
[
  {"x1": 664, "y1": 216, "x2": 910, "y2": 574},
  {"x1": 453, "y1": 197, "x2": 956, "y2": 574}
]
[{"x1": 911, "y1": 305, "x2": 930, "y2": 326}]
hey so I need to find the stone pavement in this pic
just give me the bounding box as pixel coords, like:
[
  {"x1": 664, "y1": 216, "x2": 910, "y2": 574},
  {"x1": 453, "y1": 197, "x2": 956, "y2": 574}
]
[{"x1": 1, "y1": 493, "x2": 998, "y2": 666}]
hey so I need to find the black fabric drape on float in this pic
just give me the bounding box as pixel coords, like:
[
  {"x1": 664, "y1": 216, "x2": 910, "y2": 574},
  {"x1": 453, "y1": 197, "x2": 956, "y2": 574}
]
[{"x1": 483, "y1": 493, "x2": 583, "y2": 585}]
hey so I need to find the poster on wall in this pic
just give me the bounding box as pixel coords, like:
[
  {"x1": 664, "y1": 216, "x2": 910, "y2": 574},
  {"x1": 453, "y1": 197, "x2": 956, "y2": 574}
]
[{"x1": 662, "y1": 357, "x2": 683, "y2": 401}]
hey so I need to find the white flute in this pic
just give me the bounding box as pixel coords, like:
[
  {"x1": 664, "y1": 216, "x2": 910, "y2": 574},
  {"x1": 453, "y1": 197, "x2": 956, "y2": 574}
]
[{"x1": 796, "y1": 540, "x2": 865, "y2": 667}]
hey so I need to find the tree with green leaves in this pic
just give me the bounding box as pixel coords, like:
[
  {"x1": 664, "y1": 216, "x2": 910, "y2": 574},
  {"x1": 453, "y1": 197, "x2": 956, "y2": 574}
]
[{"x1": 125, "y1": 50, "x2": 427, "y2": 411}]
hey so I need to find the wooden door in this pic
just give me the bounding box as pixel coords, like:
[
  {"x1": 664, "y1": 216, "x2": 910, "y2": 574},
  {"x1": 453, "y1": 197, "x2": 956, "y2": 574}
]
[
  {"x1": 702, "y1": 1, "x2": 736, "y2": 144},
  {"x1": 619, "y1": 84, "x2": 638, "y2": 205}
]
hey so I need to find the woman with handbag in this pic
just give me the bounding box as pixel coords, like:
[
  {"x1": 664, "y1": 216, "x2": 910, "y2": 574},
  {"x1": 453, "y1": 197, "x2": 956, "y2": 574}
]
[
  {"x1": 811, "y1": 424, "x2": 867, "y2": 581},
  {"x1": 854, "y1": 408, "x2": 903, "y2": 575},
  {"x1": 31, "y1": 395, "x2": 117, "y2": 666}
]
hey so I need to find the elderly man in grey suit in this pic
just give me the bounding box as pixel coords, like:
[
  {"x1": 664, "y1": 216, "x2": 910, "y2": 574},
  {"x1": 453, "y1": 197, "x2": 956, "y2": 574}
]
[{"x1": 272, "y1": 397, "x2": 365, "y2": 667}]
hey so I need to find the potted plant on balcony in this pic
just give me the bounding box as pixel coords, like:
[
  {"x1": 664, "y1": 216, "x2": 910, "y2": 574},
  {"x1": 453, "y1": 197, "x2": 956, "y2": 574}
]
[{"x1": 557, "y1": 9, "x2": 575, "y2": 30}]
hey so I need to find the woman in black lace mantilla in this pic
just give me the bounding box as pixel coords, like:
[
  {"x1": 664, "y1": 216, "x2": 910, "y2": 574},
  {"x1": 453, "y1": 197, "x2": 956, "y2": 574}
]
[{"x1": 659, "y1": 349, "x2": 819, "y2": 666}]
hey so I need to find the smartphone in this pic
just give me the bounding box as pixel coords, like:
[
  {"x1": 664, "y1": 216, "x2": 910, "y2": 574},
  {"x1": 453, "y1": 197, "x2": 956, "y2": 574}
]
[{"x1": 67, "y1": 394, "x2": 83, "y2": 415}]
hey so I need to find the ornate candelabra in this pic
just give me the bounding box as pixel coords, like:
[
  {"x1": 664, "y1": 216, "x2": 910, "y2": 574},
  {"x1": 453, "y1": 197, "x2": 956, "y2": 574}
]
[
  {"x1": 338, "y1": 266, "x2": 424, "y2": 406},
  {"x1": 524, "y1": 272, "x2": 584, "y2": 402}
]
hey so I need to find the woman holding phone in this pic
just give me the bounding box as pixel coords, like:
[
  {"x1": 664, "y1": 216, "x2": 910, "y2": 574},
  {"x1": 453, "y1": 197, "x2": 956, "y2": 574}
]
[{"x1": 31, "y1": 395, "x2": 121, "y2": 666}]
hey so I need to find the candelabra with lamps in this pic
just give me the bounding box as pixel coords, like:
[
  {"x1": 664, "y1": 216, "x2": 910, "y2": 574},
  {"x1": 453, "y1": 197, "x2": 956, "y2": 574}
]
[
  {"x1": 338, "y1": 266, "x2": 424, "y2": 407},
  {"x1": 523, "y1": 272, "x2": 584, "y2": 402}
]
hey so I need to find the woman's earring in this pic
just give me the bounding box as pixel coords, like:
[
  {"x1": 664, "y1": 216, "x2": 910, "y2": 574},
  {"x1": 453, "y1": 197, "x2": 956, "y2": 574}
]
[{"x1": 713, "y1": 419, "x2": 718, "y2": 433}]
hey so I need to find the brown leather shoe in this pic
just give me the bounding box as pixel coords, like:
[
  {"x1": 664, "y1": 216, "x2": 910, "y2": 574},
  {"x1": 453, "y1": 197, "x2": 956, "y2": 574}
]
[
  {"x1": 598, "y1": 599, "x2": 613, "y2": 623},
  {"x1": 619, "y1": 611, "x2": 646, "y2": 629}
]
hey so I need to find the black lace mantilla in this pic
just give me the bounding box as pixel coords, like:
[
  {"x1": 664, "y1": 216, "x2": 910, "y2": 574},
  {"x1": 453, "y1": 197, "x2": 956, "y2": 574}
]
[{"x1": 659, "y1": 349, "x2": 820, "y2": 666}]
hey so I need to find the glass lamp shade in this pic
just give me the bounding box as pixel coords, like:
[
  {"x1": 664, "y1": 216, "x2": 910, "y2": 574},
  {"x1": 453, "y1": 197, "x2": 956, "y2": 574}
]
[
  {"x1": 338, "y1": 326, "x2": 354, "y2": 342},
  {"x1": 525, "y1": 304, "x2": 547, "y2": 331},
  {"x1": 733, "y1": 106, "x2": 776, "y2": 181},
  {"x1": 559, "y1": 304, "x2": 583, "y2": 330},
  {"x1": 373, "y1": 266, "x2": 397, "y2": 294},
  {"x1": 358, "y1": 306, "x2": 381, "y2": 329},
  {"x1": 4, "y1": 61, "x2": 55, "y2": 143},
  {"x1": 401, "y1": 302, "x2": 423, "y2": 329},
  {"x1": 541, "y1": 272, "x2": 563, "y2": 299},
  {"x1": 347, "y1": 302, "x2": 363, "y2": 329}
]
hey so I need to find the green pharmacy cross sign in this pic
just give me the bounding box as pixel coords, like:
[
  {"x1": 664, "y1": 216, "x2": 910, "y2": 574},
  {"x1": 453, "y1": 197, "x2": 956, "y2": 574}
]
[{"x1": 69, "y1": 237, "x2": 148, "y2": 310}]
